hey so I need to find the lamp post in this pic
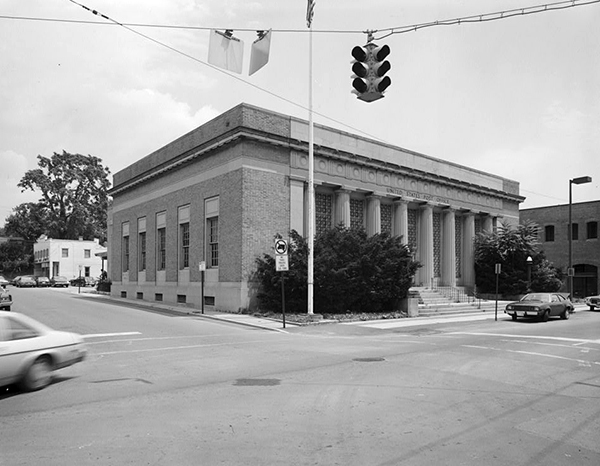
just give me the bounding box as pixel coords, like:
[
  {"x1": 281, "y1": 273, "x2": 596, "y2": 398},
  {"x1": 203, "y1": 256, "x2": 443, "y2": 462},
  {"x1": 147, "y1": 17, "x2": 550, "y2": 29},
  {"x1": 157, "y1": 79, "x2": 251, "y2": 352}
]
[
  {"x1": 78, "y1": 265, "x2": 82, "y2": 294},
  {"x1": 568, "y1": 176, "x2": 592, "y2": 300},
  {"x1": 526, "y1": 256, "x2": 533, "y2": 292}
]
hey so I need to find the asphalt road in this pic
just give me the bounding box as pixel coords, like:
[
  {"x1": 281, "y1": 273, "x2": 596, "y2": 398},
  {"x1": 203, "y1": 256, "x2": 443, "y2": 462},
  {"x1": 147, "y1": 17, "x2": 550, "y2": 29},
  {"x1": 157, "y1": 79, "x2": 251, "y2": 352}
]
[{"x1": 1, "y1": 287, "x2": 599, "y2": 466}]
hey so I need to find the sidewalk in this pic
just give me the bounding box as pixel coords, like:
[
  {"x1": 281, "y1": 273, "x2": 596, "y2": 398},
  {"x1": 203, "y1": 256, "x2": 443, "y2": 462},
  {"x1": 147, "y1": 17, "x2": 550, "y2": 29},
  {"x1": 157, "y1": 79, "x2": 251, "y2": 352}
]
[{"x1": 74, "y1": 290, "x2": 590, "y2": 333}]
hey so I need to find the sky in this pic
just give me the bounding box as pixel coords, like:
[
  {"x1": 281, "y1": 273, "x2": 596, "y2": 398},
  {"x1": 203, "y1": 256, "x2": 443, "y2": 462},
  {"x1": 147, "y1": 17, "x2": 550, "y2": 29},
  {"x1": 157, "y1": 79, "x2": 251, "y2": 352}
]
[{"x1": 1, "y1": 0, "x2": 599, "y2": 225}]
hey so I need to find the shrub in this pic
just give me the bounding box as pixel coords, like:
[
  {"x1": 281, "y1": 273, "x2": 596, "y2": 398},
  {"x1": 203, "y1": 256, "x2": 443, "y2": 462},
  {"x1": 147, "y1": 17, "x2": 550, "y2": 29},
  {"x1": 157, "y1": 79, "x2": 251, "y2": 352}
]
[{"x1": 254, "y1": 227, "x2": 420, "y2": 314}]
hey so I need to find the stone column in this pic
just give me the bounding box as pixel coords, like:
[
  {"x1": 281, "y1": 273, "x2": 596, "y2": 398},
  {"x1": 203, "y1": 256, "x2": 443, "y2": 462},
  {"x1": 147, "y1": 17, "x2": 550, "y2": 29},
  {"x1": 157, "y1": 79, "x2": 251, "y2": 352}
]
[
  {"x1": 482, "y1": 215, "x2": 494, "y2": 233},
  {"x1": 392, "y1": 199, "x2": 408, "y2": 244},
  {"x1": 418, "y1": 204, "x2": 434, "y2": 288},
  {"x1": 441, "y1": 208, "x2": 456, "y2": 287},
  {"x1": 366, "y1": 195, "x2": 381, "y2": 236},
  {"x1": 289, "y1": 179, "x2": 305, "y2": 235},
  {"x1": 462, "y1": 213, "x2": 475, "y2": 288},
  {"x1": 334, "y1": 189, "x2": 351, "y2": 228}
]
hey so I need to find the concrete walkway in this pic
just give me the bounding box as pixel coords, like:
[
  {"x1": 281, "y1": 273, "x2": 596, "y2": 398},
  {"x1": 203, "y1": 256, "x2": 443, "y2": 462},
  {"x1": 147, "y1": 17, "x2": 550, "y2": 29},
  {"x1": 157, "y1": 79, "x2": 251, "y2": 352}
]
[{"x1": 74, "y1": 289, "x2": 589, "y2": 333}]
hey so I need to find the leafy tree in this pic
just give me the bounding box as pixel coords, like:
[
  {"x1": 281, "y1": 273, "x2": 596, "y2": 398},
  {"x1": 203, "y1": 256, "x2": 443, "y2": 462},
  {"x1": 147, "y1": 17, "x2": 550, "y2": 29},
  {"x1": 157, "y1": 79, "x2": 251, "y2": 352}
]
[
  {"x1": 4, "y1": 202, "x2": 51, "y2": 242},
  {"x1": 0, "y1": 241, "x2": 33, "y2": 276},
  {"x1": 254, "y1": 227, "x2": 420, "y2": 314},
  {"x1": 474, "y1": 221, "x2": 562, "y2": 295},
  {"x1": 13, "y1": 151, "x2": 111, "y2": 242}
]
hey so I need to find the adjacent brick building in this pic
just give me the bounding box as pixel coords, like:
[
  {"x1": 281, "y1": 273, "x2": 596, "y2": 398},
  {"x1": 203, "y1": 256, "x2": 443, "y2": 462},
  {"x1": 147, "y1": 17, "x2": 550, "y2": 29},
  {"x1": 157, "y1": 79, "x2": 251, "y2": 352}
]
[
  {"x1": 108, "y1": 103, "x2": 524, "y2": 312},
  {"x1": 521, "y1": 201, "x2": 600, "y2": 298}
]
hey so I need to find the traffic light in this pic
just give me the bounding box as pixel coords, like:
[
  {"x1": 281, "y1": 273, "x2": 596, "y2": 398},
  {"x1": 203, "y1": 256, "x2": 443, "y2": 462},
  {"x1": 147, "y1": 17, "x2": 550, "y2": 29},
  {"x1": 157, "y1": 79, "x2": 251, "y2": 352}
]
[{"x1": 351, "y1": 42, "x2": 391, "y2": 103}]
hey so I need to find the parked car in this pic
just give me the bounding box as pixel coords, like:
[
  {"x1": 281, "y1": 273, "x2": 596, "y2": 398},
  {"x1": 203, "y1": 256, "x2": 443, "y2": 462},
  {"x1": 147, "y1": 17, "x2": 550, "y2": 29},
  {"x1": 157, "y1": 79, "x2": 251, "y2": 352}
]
[
  {"x1": 505, "y1": 292, "x2": 574, "y2": 321},
  {"x1": 69, "y1": 277, "x2": 87, "y2": 287},
  {"x1": 0, "y1": 312, "x2": 87, "y2": 390},
  {"x1": 0, "y1": 286, "x2": 12, "y2": 311},
  {"x1": 11, "y1": 276, "x2": 22, "y2": 286},
  {"x1": 85, "y1": 276, "x2": 97, "y2": 287},
  {"x1": 16, "y1": 276, "x2": 36, "y2": 288},
  {"x1": 50, "y1": 276, "x2": 69, "y2": 288},
  {"x1": 584, "y1": 295, "x2": 600, "y2": 311},
  {"x1": 35, "y1": 276, "x2": 51, "y2": 287},
  {"x1": 0, "y1": 276, "x2": 9, "y2": 286}
]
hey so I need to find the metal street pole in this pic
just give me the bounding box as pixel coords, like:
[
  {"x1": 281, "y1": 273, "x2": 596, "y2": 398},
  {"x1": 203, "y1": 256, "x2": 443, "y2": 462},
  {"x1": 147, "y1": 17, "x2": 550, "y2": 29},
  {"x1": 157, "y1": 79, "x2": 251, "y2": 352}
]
[{"x1": 306, "y1": 9, "x2": 315, "y2": 315}]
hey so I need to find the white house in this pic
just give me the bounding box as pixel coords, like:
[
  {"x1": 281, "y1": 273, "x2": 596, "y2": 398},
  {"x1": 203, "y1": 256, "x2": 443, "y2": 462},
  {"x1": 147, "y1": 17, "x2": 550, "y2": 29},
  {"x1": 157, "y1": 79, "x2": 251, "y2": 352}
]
[{"x1": 34, "y1": 236, "x2": 107, "y2": 280}]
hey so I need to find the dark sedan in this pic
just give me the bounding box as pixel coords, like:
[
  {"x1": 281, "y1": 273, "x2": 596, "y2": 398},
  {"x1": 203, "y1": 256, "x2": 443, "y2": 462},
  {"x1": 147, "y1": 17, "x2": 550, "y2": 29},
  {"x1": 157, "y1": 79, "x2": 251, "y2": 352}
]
[
  {"x1": 504, "y1": 292, "x2": 573, "y2": 322},
  {"x1": 16, "y1": 276, "x2": 37, "y2": 288},
  {"x1": 50, "y1": 276, "x2": 69, "y2": 288}
]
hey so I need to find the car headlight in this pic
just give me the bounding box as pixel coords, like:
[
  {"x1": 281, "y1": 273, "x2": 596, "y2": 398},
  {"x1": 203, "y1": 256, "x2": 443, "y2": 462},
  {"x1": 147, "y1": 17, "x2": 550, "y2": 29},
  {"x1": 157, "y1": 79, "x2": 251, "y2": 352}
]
[{"x1": 506, "y1": 305, "x2": 513, "y2": 310}]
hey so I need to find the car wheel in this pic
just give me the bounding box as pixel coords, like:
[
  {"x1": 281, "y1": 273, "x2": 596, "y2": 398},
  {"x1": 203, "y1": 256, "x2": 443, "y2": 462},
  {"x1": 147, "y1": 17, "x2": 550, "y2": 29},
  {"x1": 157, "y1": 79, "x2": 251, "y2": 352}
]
[
  {"x1": 540, "y1": 310, "x2": 549, "y2": 322},
  {"x1": 560, "y1": 309, "x2": 570, "y2": 320},
  {"x1": 511, "y1": 314, "x2": 517, "y2": 321},
  {"x1": 590, "y1": 306, "x2": 596, "y2": 312},
  {"x1": 20, "y1": 356, "x2": 53, "y2": 391}
]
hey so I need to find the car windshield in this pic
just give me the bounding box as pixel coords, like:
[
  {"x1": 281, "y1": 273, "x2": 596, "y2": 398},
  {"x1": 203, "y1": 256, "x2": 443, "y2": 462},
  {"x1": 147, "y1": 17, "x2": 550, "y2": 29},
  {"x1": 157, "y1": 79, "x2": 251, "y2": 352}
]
[{"x1": 521, "y1": 293, "x2": 550, "y2": 302}]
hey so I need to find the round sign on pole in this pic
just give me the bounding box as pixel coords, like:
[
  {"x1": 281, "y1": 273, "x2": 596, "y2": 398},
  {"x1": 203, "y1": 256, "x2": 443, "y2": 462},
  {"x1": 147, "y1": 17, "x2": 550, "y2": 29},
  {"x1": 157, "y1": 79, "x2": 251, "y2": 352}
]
[{"x1": 275, "y1": 239, "x2": 288, "y2": 255}]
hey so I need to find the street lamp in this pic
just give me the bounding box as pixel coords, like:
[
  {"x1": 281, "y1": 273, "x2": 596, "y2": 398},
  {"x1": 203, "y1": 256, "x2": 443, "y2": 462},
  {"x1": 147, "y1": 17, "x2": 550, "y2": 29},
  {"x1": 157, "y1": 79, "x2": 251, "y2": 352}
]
[
  {"x1": 568, "y1": 176, "x2": 592, "y2": 300},
  {"x1": 78, "y1": 265, "x2": 82, "y2": 295},
  {"x1": 526, "y1": 256, "x2": 533, "y2": 292}
]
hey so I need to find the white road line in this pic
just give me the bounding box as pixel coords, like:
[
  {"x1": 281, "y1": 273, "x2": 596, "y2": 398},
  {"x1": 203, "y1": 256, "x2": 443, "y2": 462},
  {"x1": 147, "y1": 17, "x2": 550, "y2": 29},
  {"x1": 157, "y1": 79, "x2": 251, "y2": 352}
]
[
  {"x1": 82, "y1": 332, "x2": 142, "y2": 338},
  {"x1": 461, "y1": 345, "x2": 599, "y2": 366},
  {"x1": 449, "y1": 332, "x2": 600, "y2": 345},
  {"x1": 349, "y1": 314, "x2": 494, "y2": 329},
  {"x1": 95, "y1": 338, "x2": 278, "y2": 355}
]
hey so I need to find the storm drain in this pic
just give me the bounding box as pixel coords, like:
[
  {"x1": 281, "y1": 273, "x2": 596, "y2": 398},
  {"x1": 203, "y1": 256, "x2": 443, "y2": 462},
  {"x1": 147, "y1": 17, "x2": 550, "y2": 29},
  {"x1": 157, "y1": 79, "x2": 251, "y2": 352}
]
[
  {"x1": 353, "y1": 357, "x2": 385, "y2": 362},
  {"x1": 234, "y1": 378, "x2": 281, "y2": 386}
]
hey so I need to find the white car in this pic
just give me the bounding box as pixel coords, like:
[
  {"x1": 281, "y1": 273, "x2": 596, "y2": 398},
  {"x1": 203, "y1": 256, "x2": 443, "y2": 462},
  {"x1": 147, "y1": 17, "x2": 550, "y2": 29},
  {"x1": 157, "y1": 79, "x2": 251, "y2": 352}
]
[
  {"x1": 0, "y1": 313, "x2": 87, "y2": 391},
  {"x1": 584, "y1": 295, "x2": 600, "y2": 311}
]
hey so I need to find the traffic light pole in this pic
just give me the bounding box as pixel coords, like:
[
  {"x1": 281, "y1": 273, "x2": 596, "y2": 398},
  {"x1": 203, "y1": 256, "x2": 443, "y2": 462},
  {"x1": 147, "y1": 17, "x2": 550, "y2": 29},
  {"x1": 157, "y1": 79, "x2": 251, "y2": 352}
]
[{"x1": 307, "y1": 22, "x2": 315, "y2": 315}]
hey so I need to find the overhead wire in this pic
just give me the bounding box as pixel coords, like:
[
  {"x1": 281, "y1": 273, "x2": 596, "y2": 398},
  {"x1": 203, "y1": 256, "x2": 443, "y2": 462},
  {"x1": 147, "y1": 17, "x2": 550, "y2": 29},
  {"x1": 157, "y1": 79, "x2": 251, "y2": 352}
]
[{"x1": 2, "y1": 0, "x2": 599, "y2": 143}]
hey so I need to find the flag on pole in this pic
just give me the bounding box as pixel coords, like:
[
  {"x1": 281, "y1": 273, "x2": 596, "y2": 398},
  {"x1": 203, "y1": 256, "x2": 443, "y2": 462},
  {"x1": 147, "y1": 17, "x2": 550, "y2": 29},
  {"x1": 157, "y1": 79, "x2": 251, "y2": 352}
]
[{"x1": 306, "y1": 0, "x2": 316, "y2": 28}]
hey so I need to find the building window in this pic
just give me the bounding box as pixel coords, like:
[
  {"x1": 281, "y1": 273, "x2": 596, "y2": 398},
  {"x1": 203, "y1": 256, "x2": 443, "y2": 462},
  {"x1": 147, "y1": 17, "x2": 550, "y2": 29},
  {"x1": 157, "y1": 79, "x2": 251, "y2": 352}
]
[
  {"x1": 122, "y1": 236, "x2": 129, "y2": 272},
  {"x1": 139, "y1": 231, "x2": 147, "y2": 271},
  {"x1": 62, "y1": 248, "x2": 69, "y2": 258},
  {"x1": 381, "y1": 204, "x2": 392, "y2": 235},
  {"x1": 157, "y1": 228, "x2": 166, "y2": 270},
  {"x1": 544, "y1": 225, "x2": 555, "y2": 242},
  {"x1": 350, "y1": 198, "x2": 364, "y2": 229},
  {"x1": 205, "y1": 197, "x2": 219, "y2": 268},
  {"x1": 207, "y1": 217, "x2": 218, "y2": 267},
  {"x1": 180, "y1": 223, "x2": 190, "y2": 269},
  {"x1": 315, "y1": 192, "x2": 332, "y2": 235},
  {"x1": 178, "y1": 205, "x2": 191, "y2": 270},
  {"x1": 587, "y1": 221, "x2": 598, "y2": 239},
  {"x1": 84, "y1": 249, "x2": 91, "y2": 258},
  {"x1": 571, "y1": 223, "x2": 579, "y2": 241}
]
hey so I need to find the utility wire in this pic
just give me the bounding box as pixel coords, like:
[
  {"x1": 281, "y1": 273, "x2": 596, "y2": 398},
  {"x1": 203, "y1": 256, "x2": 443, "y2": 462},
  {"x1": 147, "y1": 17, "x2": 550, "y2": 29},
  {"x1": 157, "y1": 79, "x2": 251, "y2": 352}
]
[{"x1": 2, "y1": 0, "x2": 598, "y2": 35}]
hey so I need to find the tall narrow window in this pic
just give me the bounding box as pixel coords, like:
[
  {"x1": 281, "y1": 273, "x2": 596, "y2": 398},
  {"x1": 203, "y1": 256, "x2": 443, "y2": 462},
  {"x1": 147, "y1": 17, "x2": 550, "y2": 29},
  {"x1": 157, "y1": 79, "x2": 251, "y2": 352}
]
[
  {"x1": 122, "y1": 221, "x2": 130, "y2": 273},
  {"x1": 571, "y1": 223, "x2": 579, "y2": 241},
  {"x1": 205, "y1": 197, "x2": 219, "y2": 268},
  {"x1": 178, "y1": 205, "x2": 190, "y2": 270},
  {"x1": 157, "y1": 228, "x2": 166, "y2": 270},
  {"x1": 138, "y1": 217, "x2": 147, "y2": 271},
  {"x1": 180, "y1": 223, "x2": 190, "y2": 268},
  {"x1": 587, "y1": 221, "x2": 598, "y2": 239},
  {"x1": 544, "y1": 225, "x2": 555, "y2": 242},
  {"x1": 156, "y1": 212, "x2": 166, "y2": 271}
]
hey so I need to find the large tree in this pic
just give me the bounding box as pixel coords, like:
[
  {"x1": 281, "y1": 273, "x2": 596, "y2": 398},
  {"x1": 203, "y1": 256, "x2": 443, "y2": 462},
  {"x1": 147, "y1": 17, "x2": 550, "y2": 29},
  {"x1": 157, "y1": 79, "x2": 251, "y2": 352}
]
[
  {"x1": 474, "y1": 221, "x2": 562, "y2": 295},
  {"x1": 11, "y1": 151, "x2": 111, "y2": 243}
]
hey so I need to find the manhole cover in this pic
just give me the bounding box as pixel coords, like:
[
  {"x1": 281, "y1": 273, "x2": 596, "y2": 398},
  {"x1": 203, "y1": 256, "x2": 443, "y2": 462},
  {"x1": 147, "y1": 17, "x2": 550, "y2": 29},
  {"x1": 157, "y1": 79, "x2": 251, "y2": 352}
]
[
  {"x1": 234, "y1": 378, "x2": 281, "y2": 386},
  {"x1": 353, "y1": 357, "x2": 385, "y2": 362}
]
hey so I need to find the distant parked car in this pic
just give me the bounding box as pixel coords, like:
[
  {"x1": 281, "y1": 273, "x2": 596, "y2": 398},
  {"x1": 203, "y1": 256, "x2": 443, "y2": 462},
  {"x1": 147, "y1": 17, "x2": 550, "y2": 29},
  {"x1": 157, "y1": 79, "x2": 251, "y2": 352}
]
[
  {"x1": 0, "y1": 312, "x2": 87, "y2": 390},
  {"x1": 0, "y1": 276, "x2": 9, "y2": 286},
  {"x1": 35, "y1": 276, "x2": 51, "y2": 287},
  {"x1": 50, "y1": 276, "x2": 69, "y2": 288},
  {"x1": 11, "y1": 276, "x2": 22, "y2": 287},
  {"x1": 584, "y1": 295, "x2": 600, "y2": 311},
  {"x1": 505, "y1": 292, "x2": 574, "y2": 322},
  {"x1": 0, "y1": 286, "x2": 12, "y2": 311},
  {"x1": 16, "y1": 276, "x2": 37, "y2": 288},
  {"x1": 85, "y1": 277, "x2": 97, "y2": 287},
  {"x1": 69, "y1": 277, "x2": 86, "y2": 287}
]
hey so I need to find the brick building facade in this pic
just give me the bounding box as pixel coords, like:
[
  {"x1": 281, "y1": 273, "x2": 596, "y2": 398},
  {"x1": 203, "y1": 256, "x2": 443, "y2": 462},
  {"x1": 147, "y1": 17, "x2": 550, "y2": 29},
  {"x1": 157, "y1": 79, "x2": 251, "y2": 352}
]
[
  {"x1": 108, "y1": 103, "x2": 524, "y2": 312},
  {"x1": 521, "y1": 201, "x2": 600, "y2": 298}
]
